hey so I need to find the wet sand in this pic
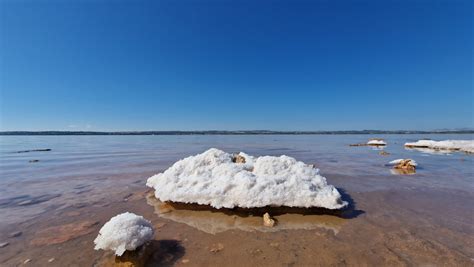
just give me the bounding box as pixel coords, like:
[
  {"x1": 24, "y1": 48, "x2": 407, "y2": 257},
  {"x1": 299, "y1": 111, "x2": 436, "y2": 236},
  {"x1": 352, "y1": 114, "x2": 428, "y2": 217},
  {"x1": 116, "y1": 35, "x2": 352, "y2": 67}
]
[{"x1": 0, "y1": 172, "x2": 473, "y2": 266}]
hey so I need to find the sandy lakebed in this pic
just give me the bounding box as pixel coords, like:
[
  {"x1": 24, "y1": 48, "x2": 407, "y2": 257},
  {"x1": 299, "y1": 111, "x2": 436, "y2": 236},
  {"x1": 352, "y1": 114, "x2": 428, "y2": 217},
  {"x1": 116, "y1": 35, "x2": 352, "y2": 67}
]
[{"x1": 0, "y1": 135, "x2": 473, "y2": 266}]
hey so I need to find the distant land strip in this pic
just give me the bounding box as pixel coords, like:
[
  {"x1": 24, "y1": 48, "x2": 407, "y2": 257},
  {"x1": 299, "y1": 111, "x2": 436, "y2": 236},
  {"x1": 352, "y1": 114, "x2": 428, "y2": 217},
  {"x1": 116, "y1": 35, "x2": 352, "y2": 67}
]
[{"x1": 1, "y1": 130, "x2": 474, "y2": 135}]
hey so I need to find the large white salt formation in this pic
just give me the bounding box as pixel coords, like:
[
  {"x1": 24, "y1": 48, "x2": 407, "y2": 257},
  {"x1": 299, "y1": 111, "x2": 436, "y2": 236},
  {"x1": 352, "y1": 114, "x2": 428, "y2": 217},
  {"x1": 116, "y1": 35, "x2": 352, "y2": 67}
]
[
  {"x1": 94, "y1": 212, "x2": 154, "y2": 256},
  {"x1": 405, "y1": 140, "x2": 474, "y2": 154},
  {"x1": 146, "y1": 148, "x2": 348, "y2": 210}
]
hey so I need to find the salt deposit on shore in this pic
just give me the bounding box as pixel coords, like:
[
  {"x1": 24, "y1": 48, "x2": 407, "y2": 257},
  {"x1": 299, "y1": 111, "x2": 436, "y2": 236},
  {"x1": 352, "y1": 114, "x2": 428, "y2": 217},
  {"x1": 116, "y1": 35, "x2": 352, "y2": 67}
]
[
  {"x1": 349, "y1": 138, "x2": 387, "y2": 147},
  {"x1": 146, "y1": 148, "x2": 347, "y2": 210},
  {"x1": 94, "y1": 212, "x2": 154, "y2": 256},
  {"x1": 405, "y1": 140, "x2": 474, "y2": 153}
]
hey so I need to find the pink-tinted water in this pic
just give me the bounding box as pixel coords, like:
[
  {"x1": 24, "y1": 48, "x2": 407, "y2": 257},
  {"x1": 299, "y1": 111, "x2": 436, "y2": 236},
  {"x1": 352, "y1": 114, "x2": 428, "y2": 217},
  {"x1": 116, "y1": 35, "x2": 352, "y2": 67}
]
[{"x1": 0, "y1": 135, "x2": 473, "y2": 266}]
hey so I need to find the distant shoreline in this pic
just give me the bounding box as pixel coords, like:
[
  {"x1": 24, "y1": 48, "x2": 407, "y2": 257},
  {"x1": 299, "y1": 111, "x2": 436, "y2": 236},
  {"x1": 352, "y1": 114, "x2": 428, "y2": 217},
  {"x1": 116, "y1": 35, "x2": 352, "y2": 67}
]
[{"x1": 1, "y1": 130, "x2": 473, "y2": 136}]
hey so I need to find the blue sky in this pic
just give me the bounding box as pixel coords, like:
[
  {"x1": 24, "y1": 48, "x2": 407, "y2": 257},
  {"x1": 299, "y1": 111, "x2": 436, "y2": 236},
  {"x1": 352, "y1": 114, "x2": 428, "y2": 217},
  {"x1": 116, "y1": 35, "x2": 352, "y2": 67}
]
[{"x1": 1, "y1": 0, "x2": 472, "y2": 131}]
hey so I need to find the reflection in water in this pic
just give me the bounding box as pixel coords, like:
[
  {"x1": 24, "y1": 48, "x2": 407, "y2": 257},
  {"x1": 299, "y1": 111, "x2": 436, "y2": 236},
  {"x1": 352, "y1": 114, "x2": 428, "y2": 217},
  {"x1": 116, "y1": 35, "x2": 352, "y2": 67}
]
[
  {"x1": 145, "y1": 193, "x2": 345, "y2": 235},
  {"x1": 370, "y1": 145, "x2": 385, "y2": 151},
  {"x1": 405, "y1": 147, "x2": 452, "y2": 155},
  {"x1": 389, "y1": 168, "x2": 416, "y2": 175}
]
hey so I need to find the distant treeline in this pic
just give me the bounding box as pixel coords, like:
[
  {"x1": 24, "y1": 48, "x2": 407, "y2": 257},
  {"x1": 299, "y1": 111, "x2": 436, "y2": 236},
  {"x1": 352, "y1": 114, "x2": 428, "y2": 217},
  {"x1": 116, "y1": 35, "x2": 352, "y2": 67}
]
[{"x1": 1, "y1": 130, "x2": 473, "y2": 135}]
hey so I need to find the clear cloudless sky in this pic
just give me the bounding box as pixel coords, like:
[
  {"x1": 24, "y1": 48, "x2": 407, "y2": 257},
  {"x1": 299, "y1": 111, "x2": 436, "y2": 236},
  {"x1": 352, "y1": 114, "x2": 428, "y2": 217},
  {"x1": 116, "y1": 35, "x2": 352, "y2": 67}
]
[{"x1": 0, "y1": 0, "x2": 472, "y2": 131}]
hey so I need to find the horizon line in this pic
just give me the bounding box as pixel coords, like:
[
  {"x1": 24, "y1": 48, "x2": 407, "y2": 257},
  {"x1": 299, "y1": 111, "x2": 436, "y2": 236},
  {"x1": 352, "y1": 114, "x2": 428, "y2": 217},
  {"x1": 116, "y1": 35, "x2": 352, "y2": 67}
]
[{"x1": 1, "y1": 129, "x2": 473, "y2": 136}]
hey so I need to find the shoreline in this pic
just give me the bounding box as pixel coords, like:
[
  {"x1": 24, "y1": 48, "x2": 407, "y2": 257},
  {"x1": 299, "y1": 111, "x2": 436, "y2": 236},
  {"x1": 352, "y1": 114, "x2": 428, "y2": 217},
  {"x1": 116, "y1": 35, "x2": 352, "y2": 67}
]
[{"x1": 2, "y1": 131, "x2": 474, "y2": 136}]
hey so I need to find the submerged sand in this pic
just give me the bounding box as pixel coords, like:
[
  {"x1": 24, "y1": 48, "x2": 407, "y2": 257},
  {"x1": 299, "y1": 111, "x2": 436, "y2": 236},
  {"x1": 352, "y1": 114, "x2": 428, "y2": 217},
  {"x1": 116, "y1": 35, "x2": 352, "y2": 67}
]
[{"x1": 0, "y1": 172, "x2": 473, "y2": 266}]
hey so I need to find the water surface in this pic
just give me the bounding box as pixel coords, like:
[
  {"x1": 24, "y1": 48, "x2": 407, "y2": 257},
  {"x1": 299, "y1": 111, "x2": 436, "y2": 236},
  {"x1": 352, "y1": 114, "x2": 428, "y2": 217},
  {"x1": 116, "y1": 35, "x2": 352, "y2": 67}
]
[{"x1": 0, "y1": 135, "x2": 473, "y2": 266}]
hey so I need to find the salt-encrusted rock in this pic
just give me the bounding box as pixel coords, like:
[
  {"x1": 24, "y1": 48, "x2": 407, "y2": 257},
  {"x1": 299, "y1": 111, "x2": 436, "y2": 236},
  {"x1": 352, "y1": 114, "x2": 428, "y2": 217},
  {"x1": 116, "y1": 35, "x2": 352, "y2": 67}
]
[
  {"x1": 388, "y1": 159, "x2": 417, "y2": 174},
  {"x1": 367, "y1": 139, "x2": 387, "y2": 146},
  {"x1": 350, "y1": 139, "x2": 387, "y2": 147},
  {"x1": 379, "y1": 151, "x2": 390, "y2": 156},
  {"x1": 94, "y1": 212, "x2": 154, "y2": 256},
  {"x1": 263, "y1": 213, "x2": 275, "y2": 227},
  {"x1": 405, "y1": 140, "x2": 474, "y2": 154},
  {"x1": 95, "y1": 241, "x2": 156, "y2": 267},
  {"x1": 146, "y1": 148, "x2": 347, "y2": 210},
  {"x1": 232, "y1": 154, "x2": 246, "y2": 163},
  {"x1": 389, "y1": 159, "x2": 417, "y2": 167}
]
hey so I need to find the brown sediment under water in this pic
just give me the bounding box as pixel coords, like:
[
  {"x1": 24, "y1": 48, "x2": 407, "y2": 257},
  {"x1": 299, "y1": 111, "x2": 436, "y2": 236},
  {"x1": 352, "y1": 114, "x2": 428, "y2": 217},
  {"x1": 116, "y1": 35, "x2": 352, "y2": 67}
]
[{"x1": 0, "y1": 135, "x2": 473, "y2": 266}]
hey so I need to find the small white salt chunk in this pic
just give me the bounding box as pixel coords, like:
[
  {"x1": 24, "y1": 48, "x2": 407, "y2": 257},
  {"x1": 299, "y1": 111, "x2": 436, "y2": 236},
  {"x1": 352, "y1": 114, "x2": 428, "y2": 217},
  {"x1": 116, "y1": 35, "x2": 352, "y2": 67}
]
[
  {"x1": 367, "y1": 139, "x2": 387, "y2": 146},
  {"x1": 94, "y1": 212, "x2": 154, "y2": 256}
]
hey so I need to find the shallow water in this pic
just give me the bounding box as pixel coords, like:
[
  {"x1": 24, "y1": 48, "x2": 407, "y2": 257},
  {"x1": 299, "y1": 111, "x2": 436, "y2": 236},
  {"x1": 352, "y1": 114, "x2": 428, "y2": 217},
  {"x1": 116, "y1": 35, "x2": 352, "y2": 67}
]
[{"x1": 0, "y1": 134, "x2": 473, "y2": 266}]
